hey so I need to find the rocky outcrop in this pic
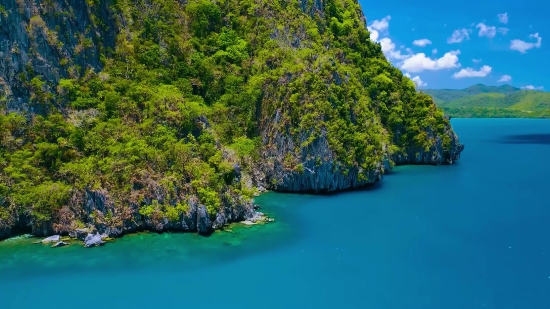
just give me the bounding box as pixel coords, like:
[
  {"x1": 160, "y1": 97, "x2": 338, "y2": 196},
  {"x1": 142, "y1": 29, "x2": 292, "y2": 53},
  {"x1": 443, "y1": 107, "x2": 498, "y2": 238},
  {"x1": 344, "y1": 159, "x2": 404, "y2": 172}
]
[
  {"x1": 84, "y1": 234, "x2": 104, "y2": 247},
  {"x1": 0, "y1": 0, "x2": 115, "y2": 112},
  {"x1": 0, "y1": 185, "x2": 261, "y2": 241},
  {"x1": 41, "y1": 235, "x2": 60, "y2": 243},
  {"x1": 39, "y1": 187, "x2": 257, "y2": 240},
  {"x1": 261, "y1": 125, "x2": 384, "y2": 193},
  {"x1": 392, "y1": 123, "x2": 464, "y2": 165}
]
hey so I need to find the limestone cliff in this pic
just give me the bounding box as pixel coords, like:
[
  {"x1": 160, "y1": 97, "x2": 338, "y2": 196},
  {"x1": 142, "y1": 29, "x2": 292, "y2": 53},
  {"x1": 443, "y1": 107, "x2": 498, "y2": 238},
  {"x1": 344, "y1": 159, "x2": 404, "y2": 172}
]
[
  {"x1": 0, "y1": 0, "x2": 463, "y2": 241},
  {"x1": 0, "y1": 0, "x2": 114, "y2": 112}
]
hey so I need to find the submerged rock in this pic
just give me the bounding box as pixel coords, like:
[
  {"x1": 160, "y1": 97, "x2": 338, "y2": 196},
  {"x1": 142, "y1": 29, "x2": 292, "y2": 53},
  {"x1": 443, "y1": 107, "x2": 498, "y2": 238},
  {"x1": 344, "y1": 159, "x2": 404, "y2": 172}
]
[
  {"x1": 2, "y1": 234, "x2": 32, "y2": 242},
  {"x1": 84, "y1": 234, "x2": 105, "y2": 247},
  {"x1": 241, "y1": 212, "x2": 274, "y2": 225}
]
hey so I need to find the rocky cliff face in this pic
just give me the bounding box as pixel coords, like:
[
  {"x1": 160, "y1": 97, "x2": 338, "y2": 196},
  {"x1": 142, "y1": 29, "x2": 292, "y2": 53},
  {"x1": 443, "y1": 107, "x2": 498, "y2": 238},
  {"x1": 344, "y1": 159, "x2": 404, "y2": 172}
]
[
  {"x1": 392, "y1": 122, "x2": 464, "y2": 165},
  {"x1": 0, "y1": 0, "x2": 114, "y2": 112},
  {"x1": 0, "y1": 0, "x2": 464, "y2": 241},
  {"x1": 1, "y1": 184, "x2": 261, "y2": 239}
]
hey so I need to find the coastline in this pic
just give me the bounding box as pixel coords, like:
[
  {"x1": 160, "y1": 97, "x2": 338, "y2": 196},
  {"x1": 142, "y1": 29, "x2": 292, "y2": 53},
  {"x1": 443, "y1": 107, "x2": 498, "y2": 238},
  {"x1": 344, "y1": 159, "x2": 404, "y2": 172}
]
[{"x1": 0, "y1": 212, "x2": 276, "y2": 248}]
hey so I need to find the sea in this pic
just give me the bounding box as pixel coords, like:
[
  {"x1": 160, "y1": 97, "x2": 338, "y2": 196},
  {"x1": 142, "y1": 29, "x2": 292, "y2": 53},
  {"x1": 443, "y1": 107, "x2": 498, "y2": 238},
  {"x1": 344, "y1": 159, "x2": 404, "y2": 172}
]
[{"x1": 0, "y1": 118, "x2": 549, "y2": 309}]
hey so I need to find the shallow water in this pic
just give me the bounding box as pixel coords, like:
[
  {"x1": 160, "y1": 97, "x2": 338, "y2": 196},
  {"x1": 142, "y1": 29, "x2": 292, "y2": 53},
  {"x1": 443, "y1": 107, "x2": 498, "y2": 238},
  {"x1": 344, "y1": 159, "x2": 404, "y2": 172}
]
[{"x1": 1, "y1": 119, "x2": 549, "y2": 309}]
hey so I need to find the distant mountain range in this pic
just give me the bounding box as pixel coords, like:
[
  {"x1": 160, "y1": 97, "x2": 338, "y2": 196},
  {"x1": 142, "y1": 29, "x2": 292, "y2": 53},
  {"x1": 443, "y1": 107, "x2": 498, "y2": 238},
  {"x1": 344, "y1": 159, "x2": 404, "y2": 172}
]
[{"x1": 423, "y1": 84, "x2": 550, "y2": 118}]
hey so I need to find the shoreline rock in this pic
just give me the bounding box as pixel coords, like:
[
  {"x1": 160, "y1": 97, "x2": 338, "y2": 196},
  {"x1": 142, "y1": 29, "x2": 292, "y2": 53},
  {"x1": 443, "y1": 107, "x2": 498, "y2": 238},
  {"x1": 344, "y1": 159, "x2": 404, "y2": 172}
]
[
  {"x1": 52, "y1": 241, "x2": 69, "y2": 248},
  {"x1": 84, "y1": 234, "x2": 104, "y2": 248},
  {"x1": 41, "y1": 235, "x2": 60, "y2": 244}
]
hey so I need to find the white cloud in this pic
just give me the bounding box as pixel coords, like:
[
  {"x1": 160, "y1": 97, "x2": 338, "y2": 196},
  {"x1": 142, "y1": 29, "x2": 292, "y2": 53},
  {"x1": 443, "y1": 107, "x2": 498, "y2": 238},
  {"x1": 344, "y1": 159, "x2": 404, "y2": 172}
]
[
  {"x1": 498, "y1": 75, "x2": 512, "y2": 82},
  {"x1": 412, "y1": 39, "x2": 432, "y2": 47},
  {"x1": 472, "y1": 58, "x2": 482, "y2": 63},
  {"x1": 401, "y1": 50, "x2": 461, "y2": 73},
  {"x1": 521, "y1": 85, "x2": 544, "y2": 90},
  {"x1": 432, "y1": 48, "x2": 438, "y2": 54},
  {"x1": 447, "y1": 28, "x2": 471, "y2": 43},
  {"x1": 413, "y1": 39, "x2": 432, "y2": 47},
  {"x1": 476, "y1": 23, "x2": 497, "y2": 38},
  {"x1": 452, "y1": 65, "x2": 492, "y2": 79},
  {"x1": 370, "y1": 30, "x2": 379, "y2": 42},
  {"x1": 379, "y1": 38, "x2": 410, "y2": 60},
  {"x1": 369, "y1": 15, "x2": 391, "y2": 32},
  {"x1": 498, "y1": 27, "x2": 509, "y2": 35},
  {"x1": 510, "y1": 33, "x2": 542, "y2": 53},
  {"x1": 368, "y1": 15, "x2": 391, "y2": 42},
  {"x1": 367, "y1": 16, "x2": 464, "y2": 77},
  {"x1": 404, "y1": 73, "x2": 427, "y2": 87},
  {"x1": 498, "y1": 13, "x2": 508, "y2": 24}
]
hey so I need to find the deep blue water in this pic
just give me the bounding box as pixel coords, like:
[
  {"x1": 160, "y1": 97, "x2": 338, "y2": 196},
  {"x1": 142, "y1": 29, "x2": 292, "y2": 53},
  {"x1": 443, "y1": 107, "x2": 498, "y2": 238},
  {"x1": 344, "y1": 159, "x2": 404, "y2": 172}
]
[{"x1": 1, "y1": 119, "x2": 549, "y2": 309}]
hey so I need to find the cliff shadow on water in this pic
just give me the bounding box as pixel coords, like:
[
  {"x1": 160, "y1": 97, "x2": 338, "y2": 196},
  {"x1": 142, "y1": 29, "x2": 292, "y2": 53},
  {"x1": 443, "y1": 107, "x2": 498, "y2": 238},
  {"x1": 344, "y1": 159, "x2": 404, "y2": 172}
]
[
  {"x1": 0, "y1": 0, "x2": 463, "y2": 242},
  {"x1": 495, "y1": 134, "x2": 550, "y2": 145}
]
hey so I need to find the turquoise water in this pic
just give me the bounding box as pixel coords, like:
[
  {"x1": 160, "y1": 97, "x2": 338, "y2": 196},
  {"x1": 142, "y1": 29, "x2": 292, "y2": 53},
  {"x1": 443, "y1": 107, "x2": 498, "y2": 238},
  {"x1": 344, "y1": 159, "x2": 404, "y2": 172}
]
[{"x1": 1, "y1": 119, "x2": 549, "y2": 308}]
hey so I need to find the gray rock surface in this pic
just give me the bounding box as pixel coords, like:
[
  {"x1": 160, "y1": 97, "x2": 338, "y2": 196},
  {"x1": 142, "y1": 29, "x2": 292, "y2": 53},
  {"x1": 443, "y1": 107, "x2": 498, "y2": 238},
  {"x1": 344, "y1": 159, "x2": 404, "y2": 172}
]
[
  {"x1": 197, "y1": 205, "x2": 212, "y2": 235},
  {"x1": 0, "y1": 0, "x2": 115, "y2": 112},
  {"x1": 84, "y1": 234, "x2": 104, "y2": 247},
  {"x1": 261, "y1": 125, "x2": 384, "y2": 193},
  {"x1": 41, "y1": 235, "x2": 60, "y2": 243},
  {"x1": 392, "y1": 125, "x2": 464, "y2": 165},
  {"x1": 69, "y1": 228, "x2": 93, "y2": 241}
]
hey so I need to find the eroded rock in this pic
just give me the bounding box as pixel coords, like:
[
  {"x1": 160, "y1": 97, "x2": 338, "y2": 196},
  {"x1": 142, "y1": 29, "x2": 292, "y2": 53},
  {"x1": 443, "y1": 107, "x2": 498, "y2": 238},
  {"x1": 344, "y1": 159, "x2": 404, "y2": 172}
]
[
  {"x1": 197, "y1": 205, "x2": 212, "y2": 235},
  {"x1": 41, "y1": 235, "x2": 60, "y2": 244},
  {"x1": 84, "y1": 234, "x2": 105, "y2": 247}
]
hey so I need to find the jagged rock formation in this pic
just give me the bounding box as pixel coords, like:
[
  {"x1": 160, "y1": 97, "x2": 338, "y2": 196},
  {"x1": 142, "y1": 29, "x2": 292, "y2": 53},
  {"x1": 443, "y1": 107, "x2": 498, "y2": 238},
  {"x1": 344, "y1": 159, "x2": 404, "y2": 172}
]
[
  {"x1": 0, "y1": 0, "x2": 115, "y2": 112},
  {"x1": 0, "y1": 0, "x2": 464, "y2": 241}
]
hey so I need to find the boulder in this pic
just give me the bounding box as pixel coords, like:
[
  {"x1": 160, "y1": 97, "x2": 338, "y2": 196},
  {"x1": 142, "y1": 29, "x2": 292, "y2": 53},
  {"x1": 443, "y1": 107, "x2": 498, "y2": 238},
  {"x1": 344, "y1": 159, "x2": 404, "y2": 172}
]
[
  {"x1": 84, "y1": 234, "x2": 105, "y2": 247},
  {"x1": 41, "y1": 235, "x2": 60, "y2": 244}
]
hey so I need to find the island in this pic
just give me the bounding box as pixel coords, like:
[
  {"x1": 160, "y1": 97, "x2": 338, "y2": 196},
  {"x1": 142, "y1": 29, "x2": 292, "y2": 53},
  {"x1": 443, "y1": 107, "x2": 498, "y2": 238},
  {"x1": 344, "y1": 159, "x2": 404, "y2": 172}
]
[
  {"x1": 0, "y1": 0, "x2": 464, "y2": 242},
  {"x1": 424, "y1": 84, "x2": 550, "y2": 118}
]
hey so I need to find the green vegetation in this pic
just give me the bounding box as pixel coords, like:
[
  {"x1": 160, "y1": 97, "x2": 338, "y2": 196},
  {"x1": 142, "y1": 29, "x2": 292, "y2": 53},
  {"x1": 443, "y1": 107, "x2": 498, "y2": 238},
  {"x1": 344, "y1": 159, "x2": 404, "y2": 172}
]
[
  {"x1": 0, "y1": 0, "x2": 454, "y2": 230},
  {"x1": 424, "y1": 84, "x2": 550, "y2": 118}
]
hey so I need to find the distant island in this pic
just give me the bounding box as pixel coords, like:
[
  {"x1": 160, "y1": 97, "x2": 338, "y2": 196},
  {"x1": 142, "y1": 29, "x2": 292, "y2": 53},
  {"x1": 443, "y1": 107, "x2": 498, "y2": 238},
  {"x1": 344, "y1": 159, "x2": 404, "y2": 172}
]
[{"x1": 423, "y1": 84, "x2": 550, "y2": 118}]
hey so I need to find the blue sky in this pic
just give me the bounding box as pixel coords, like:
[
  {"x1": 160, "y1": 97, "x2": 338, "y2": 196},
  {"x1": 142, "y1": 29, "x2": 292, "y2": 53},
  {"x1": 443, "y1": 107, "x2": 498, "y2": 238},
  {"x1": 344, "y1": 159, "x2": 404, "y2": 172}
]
[{"x1": 358, "y1": 0, "x2": 548, "y2": 90}]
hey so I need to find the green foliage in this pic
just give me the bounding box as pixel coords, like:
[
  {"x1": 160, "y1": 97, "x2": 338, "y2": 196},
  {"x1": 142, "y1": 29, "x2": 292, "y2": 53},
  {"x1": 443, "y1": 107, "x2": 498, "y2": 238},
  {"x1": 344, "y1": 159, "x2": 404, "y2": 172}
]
[
  {"x1": 230, "y1": 136, "x2": 257, "y2": 160},
  {"x1": 139, "y1": 205, "x2": 156, "y2": 217},
  {"x1": 441, "y1": 107, "x2": 550, "y2": 118},
  {"x1": 186, "y1": 0, "x2": 221, "y2": 37}
]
